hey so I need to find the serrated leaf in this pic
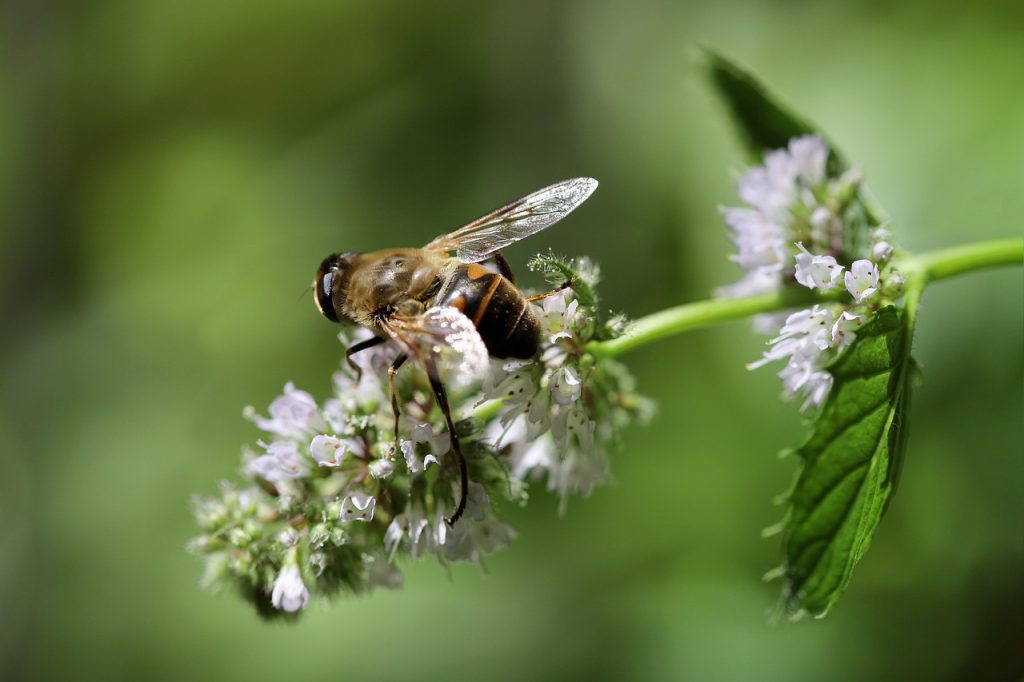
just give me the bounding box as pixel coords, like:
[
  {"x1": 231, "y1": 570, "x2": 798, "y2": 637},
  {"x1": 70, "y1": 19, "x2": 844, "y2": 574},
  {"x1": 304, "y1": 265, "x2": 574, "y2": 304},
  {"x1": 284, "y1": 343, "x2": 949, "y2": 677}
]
[{"x1": 780, "y1": 305, "x2": 915, "y2": 617}]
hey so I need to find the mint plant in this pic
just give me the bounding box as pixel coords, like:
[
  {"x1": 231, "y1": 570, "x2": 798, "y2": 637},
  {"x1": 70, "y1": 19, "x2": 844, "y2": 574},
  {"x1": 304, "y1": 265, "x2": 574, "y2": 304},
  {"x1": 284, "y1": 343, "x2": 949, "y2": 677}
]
[{"x1": 189, "y1": 50, "x2": 1022, "y2": 621}]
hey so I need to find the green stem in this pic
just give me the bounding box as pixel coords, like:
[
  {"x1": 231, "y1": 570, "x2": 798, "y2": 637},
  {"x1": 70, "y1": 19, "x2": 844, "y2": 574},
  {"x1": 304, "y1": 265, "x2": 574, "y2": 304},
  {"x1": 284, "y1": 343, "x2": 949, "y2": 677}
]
[
  {"x1": 908, "y1": 237, "x2": 1023, "y2": 284},
  {"x1": 587, "y1": 237, "x2": 1023, "y2": 359}
]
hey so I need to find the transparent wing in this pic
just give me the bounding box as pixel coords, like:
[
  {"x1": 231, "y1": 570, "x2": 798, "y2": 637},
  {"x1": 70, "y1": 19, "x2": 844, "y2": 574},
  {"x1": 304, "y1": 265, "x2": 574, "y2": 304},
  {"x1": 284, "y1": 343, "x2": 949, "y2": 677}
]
[
  {"x1": 424, "y1": 177, "x2": 598, "y2": 262},
  {"x1": 379, "y1": 307, "x2": 490, "y2": 387}
]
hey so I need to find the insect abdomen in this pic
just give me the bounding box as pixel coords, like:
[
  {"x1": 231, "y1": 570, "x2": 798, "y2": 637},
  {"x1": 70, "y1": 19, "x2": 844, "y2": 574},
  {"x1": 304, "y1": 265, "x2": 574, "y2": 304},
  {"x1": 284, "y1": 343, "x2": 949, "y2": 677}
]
[{"x1": 440, "y1": 265, "x2": 539, "y2": 360}]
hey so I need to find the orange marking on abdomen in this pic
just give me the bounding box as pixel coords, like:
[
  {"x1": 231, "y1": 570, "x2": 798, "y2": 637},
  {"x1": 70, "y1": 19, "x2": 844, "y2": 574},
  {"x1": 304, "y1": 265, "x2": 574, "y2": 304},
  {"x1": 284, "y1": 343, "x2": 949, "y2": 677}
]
[
  {"x1": 465, "y1": 263, "x2": 490, "y2": 280},
  {"x1": 472, "y1": 276, "x2": 502, "y2": 326}
]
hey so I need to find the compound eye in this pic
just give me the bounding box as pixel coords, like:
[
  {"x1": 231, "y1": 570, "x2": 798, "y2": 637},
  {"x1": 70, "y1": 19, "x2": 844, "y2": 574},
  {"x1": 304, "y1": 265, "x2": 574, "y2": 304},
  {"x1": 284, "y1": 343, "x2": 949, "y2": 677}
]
[{"x1": 314, "y1": 254, "x2": 342, "y2": 323}]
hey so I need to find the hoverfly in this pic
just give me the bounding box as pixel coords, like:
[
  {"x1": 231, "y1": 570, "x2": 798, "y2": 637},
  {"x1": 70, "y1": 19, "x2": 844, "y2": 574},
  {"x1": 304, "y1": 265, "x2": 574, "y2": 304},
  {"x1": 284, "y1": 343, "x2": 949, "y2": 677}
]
[{"x1": 313, "y1": 177, "x2": 598, "y2": 524}]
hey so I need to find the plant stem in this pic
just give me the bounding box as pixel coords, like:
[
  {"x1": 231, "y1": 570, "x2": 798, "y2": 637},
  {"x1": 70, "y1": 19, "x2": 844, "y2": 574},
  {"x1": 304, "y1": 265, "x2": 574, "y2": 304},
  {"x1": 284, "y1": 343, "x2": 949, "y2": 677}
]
[
  {"x1": 587, "y1": 237, "x2": 1023, "y2": 359},
  {"x1": 908, "y1": 237, "x2": 1023, "y2": 284},
  {"x1": 587, "y1": 288, "x2": 833, "y2": 358}
]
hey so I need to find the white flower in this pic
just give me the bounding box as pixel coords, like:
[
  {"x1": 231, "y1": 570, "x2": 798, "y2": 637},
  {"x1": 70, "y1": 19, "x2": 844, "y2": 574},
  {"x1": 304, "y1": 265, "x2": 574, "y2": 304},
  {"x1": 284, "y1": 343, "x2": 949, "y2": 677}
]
[
  {"x1": 778, "y1": 345, "x2": 833, "y2": 411},
  {"x1": 410, "y1": 422, "x2": 450, "y2": 458},
  {"x1": 748, "y1": 306, "x2": 834, "y2": 370},
  {"x1": 793, "y1": 243, "x2": 844, "y2": 291},
  {"x1": 384, "y1": 509, "x2": 434, "y2": 559},
  {"x1": 486, "y1": 417, "x2": 558, "y2": 482},
  {"x1": 310, "y1": 434, "x2": 348, "y2": 467},
  {"x1": 340, "y1": 492, "x2": 376, "y2": 522},
  {"x1": 434, "y1": 484, "x2": 517, "y2": 562},
  {"x1": 845, "y1": 259, "x2": 879, "y2": 301},
  {"x1": 399, "y1": 424, "x2": 445, "y2": 474},
  {"x1": 246, "y1": 441, "x2": 309, "y2": 483},
  {"x1": 271, "y1": 564, "x2": 309, "y2": 613},
  {"x1": 748, "y1": 305, "x2": 839, "y2": 410},
  {"x1": 723, "y1": 208, "x2": 788, "y2": 270},
  {"x1": 482, "y1": 359, "x2": 542, "y2": 432},
  {"x1": 368, "y1": 458, "x2": 394, "y2": 479},
  {"x1": 831, "y1": 311, "x2": 865, "y2": 347},
  {"x1": 720, "y1": 135, "x2": 846, "y2": 298},
  {"x1": 550, "y1": 366, "x2": 582, "y2": 405},
  {"x1": 537, "y1": 291, "x2": 581, "y2": 343},
  {"x1": 277, "y1": 528, "x2": 299, "y2": 547},
  {"x1": 737, "y1": 153, "x2": 798, "y2": 219},
  {"x1": 787, "y1": 135, "x2": 829, "y2": 187},
  {"x1": 872, "y1": 241, "x2": 893, "y2": 262},
  {"x1": 246, "y1": 383, "x2": 327, "y2": 439}
]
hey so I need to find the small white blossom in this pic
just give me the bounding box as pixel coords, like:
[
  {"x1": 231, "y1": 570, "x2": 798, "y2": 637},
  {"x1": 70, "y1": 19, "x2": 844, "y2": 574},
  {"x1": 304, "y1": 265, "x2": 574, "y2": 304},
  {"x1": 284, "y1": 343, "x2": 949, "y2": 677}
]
[
  {"x1": 737, "y1": 152, "x2": 798, "y2": 218},
  {"x1": 367, "y1": 458, "x2": 394, "y2": 479},
  {"x1": 399, "y1": 427, "x2": 443, "y2": 474},
  {"x1": 788, "y1": 135, "x2": 829, "y2": 187},
  {"x1": 340, "y1": 492, "x2": 376, "y2": 522},
  {"x1": 410, "y1": 422, "x2": 450, "y2": 458},
  {"x1": 793, "y1": 243, "x2": 844, "y2": 291},
  {"x1": 831, "y1": 311, "x2": 865, "y2": 347},
  {"x1": 481, "y1": 359, "x2": 543, "y2": 434},
  {"x1": 845, "y1": 259, "x2": 880, "y2": 301},
  {"x1": 748, "y1": 306, "x2": 839, "y2": 411},
  {"x1": 310, "y1": 434, "x2": 348, "y2": 467},
  {"x1": 723, "y1": 208, "x2": 788, "y2": 271},
  {"x1": 384, "y1": 509, "x2": 434, "y2": 559},
  {"x1": 246, "y1": 441, "x2": 308, "y2": 483},
  {"x1": 720, "y1": 135, "x2": 854, "y2": 297},
  {"x1": 537, "y1": 291, "x2": 581, "y2": 343},
  {"x1": 748, "y1": 306, "x2": 834, "y2": 370},
  {"x1": 433, "y1": 484, "x2": 517, "y2": 562},
  {"x1": 550, "y1": 366, "x2": 582, "y2": 405},
  {"x1": 277, "y1": 528, "x2": 299, "y2": 547},
  {"x1": 778, "y1": 345, "x2": 833, "y2": 411},
  {"x1": 872, "y1": 241, "x2": 893, "y2": 262},
  {"x1": 246, "y1": 383, "x2": 327, "y2": 439},
  {"x1": 271, "y1": 564, "x2": 309, "y2": 613}
]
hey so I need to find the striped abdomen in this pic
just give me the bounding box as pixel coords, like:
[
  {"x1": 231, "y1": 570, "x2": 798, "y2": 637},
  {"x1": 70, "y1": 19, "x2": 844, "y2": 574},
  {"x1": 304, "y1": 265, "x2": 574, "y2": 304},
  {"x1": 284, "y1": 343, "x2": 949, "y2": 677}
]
[{"x1": 438, "y1": 264, "x2": 539, "y2": 359}]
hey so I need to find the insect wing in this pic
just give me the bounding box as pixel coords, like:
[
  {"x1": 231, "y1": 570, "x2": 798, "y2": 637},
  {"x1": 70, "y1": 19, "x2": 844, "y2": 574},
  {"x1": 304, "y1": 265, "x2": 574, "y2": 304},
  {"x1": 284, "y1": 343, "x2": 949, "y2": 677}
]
[
  {"x1": 379, "y1": 307, "x2": 490, "y2": 388},
  {"x1": 424, "y1": 177, "x2": 597, "y2": 263}
]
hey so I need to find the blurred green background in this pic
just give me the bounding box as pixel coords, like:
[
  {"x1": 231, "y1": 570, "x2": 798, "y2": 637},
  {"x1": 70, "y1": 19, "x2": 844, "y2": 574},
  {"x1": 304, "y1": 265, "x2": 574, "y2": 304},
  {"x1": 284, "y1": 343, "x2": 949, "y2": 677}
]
[{"x1": 3, "y1": 0, "x2": 1022, "y2": 679}]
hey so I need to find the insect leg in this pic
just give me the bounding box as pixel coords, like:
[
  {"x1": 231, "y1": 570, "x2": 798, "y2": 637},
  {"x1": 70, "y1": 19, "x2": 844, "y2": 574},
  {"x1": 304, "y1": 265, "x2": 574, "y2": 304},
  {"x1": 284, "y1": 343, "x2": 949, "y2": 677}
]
[
  {"x1": 388, "y1": 353, "x2": 409, "y2": 446},
  {"x1": 525, "y1": 276, "x2": 576, "y2": 303},
  {"x1": 346, "y1": 336, "x2": 386, "y2": 382},
  {"x1": 424, "y1": 356, "x2": 468, "y2": 526},
  {"x1": 492, "y1": 251, "x2": 516, "y2": 284}
]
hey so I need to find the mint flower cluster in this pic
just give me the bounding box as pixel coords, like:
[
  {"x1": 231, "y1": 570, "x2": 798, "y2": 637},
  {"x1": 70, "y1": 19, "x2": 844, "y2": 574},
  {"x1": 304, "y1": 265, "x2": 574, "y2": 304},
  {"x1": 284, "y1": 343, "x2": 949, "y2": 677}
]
[
  {"x1": 188, "y1": 258, "x2": 650, "y2": 618},
  {"x1": 720, "y1": 135, "x2": 904, "y2": 410}
]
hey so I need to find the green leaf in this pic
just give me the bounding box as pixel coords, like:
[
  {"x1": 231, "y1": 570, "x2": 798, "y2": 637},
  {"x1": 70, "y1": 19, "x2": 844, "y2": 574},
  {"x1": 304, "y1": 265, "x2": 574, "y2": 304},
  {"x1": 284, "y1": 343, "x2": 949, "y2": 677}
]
[
  {"x1": 700, "y1": 48, "x2": 886, "y2": 227},
  {"x1": 779, "y1": 305, "x2": 916, "y2": 618},
  {"x1": 701, "y1": 48, "x2": 819, "y2": 164}
]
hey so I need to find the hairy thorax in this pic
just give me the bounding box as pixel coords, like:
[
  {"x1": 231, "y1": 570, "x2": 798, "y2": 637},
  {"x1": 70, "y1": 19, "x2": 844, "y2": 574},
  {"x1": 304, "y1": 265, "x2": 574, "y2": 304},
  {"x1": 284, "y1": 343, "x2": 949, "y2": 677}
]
[{"x1": 342, "y1": 249, "x2": 449, "y2": 330}]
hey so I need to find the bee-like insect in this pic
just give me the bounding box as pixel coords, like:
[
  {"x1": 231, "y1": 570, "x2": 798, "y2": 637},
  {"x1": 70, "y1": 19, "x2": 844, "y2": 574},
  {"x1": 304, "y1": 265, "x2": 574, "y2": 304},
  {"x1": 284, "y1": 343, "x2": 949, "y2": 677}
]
[{"x1": 313, "y1": 177, "x2": 598, "y2": 524}]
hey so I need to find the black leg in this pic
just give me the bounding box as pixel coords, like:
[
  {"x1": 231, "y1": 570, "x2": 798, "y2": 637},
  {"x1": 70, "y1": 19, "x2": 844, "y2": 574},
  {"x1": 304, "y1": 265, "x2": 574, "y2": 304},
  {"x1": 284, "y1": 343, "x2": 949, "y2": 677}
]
[
  {"x1": 525, "y1": 276, "x2": 575, "y2": 303},
  {"x1": 424, "y1": 357, "x2": 468, "y2": 525},
  {"x1": 493, "y1": 251, "x2": 516, "y2": 284},
  {"x1": 345, "y1": 336, "x2": 386, "y2": 382},
  {"x1": 388, "y1": 353, "x2": 408, "y2": 447}
]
